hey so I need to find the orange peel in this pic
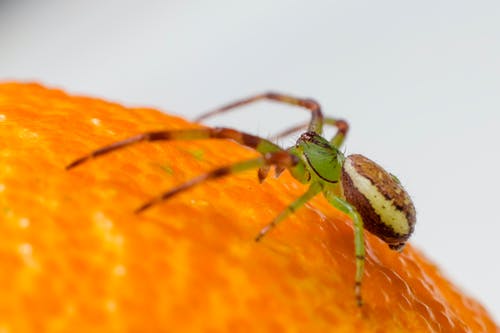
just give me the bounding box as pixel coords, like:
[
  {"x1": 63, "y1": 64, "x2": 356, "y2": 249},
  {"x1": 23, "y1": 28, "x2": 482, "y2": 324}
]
[{"x1": 0, "y1": 82, "x2": 497, "y2": 332}]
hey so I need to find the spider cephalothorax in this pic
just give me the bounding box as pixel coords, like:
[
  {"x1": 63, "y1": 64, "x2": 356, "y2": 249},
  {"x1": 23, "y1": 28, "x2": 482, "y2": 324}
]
[{"x1": 67, "y1": 92, "x2": 416, "y2": 306}]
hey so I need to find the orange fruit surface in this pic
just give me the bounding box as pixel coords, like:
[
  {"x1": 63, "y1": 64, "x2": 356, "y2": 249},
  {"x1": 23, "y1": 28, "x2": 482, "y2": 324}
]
[{"x1": 0, "y1": 82, "x2": 497, "y2": 332}]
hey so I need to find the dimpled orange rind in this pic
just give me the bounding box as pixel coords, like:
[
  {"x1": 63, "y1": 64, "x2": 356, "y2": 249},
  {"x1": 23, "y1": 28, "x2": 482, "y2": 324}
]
[{"x1": 0, "y1": 83, "x2": 497, "y2": 332}]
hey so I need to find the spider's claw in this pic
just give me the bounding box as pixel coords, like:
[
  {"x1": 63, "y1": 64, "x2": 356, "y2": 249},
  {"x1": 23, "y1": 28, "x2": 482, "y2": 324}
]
[
  {"x1": 274, "y1": 165, "x2": 285, "y2": 178},
  {"x1": 66, "y1": 156, "x2": 90, "y2": 170},
  {"x1": 65, "y1": 155, "x2": 92, "y2": 170},
  {"x1": 356, "y1": 297, "x2": 364, "y2": 307},
  {"x1": 135, "y1": 201, "x2": 155, "y2": 214},
  {"x1": 254, "y1": 224, "x2": 272, "y2": 242},
  {"x1": 258, "y1": 166, "x2": 270, "y2": 183},
  {"x1": 65, "y1": 161, "x2": 78, "y2": 170}
]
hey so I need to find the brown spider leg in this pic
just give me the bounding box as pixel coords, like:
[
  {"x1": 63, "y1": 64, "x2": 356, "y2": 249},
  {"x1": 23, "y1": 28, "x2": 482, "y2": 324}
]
[
  {"x1": 194, "y1": 92, "x2": 324, "y2": 134},
  {"x1": 66, "y1": 127, "x2": 284, "y2": 170},
  {"x1": 271, "y1": 117, "x2": 350, "y2": 148},
  {"x1": 135, "y1": 151, "x2": 300, "y2": 213},
  {"x1": 270, "y1": 123, "x2": 308, "y2": 141}
]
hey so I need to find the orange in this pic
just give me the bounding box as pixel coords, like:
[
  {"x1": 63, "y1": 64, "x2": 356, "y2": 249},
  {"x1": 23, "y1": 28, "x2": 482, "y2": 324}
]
[{"x1": 0, "y1": 82, "x2": 497, "y2": 332}]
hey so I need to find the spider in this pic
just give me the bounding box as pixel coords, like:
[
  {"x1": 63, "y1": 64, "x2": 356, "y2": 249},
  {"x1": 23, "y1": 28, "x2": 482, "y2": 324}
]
[{"x1": 66, "y1": 92, "x2": 416, "y2": 306}]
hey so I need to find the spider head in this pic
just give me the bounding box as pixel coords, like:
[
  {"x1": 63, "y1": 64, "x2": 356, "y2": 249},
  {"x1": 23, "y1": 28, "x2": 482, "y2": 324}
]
[
  {"x1": 341, "y1": 154, "x2": 416, "y2": 250},
  {"x1": 295, "y1": 131, "x2": 344, "y2": 185}
]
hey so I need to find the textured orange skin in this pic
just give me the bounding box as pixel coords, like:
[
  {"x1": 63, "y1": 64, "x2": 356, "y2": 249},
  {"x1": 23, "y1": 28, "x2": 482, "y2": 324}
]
[{"x1": 0, "y1": 83, "x2": 497, "y2": 332}]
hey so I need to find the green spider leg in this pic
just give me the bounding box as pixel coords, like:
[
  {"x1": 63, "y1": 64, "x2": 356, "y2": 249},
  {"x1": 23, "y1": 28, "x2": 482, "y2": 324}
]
[
  {"x1": 271, "y1": 117, "x2": 349, "y2": 148},
  {"x1": 135, "y1": 151, "x2": 299, "y2": 213},
  {"x1": 254, "y1": 182, "x2": 321, "y2": 241},
  {"x1": 325, "y1": 193, "x2": 365, "y2": 307},
  {"x1": 195, "y1": 92, "x2": 324, "y2": 134},
  {"x1": 66, "y1": 127, "x2": 284, "y2": 171}
]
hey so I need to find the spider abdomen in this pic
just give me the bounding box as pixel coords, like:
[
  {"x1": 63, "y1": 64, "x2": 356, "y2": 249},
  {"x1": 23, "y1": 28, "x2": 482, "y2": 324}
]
[{"x1": 342, "y1": 154, "x2": 416, "y2": 250}]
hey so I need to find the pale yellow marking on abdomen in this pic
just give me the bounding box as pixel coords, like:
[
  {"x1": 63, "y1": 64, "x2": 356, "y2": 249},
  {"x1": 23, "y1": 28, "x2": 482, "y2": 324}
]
[{"x1": 344, "y1": 159, "x2": 410, "y2": 235}]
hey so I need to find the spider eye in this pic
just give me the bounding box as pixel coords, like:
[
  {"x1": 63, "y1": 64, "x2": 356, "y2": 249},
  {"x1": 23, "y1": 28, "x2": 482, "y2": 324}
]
[{"x1": 341, "y1": 154, "x2": 416, "y2": 249}]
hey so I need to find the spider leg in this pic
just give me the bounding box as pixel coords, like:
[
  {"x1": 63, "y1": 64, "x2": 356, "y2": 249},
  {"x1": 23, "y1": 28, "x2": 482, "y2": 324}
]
[
  {"x1": 195, "y1": 92, "x2": 324, "y2": 133},
  {"x1": 326, "y1": 194, "x2": 365, "y2": 307},
  {"x1": 254, "y1": 182, "x2": 321, "y2": 242},
  {"x1": 66, "y1": 127, "x2": 284, "y2": 170},
  {"x1": 257, "y1": 165, "x2": 271, "y2": 183},
  {"x1": 270, "y1": 123, "x2": 308, "y2": 141},
  {"x1": 329, "y1": 119, "x2": 349, "y2": 148},
  {"x1": 271, "y1": 117, "x2": 350, "y2": 148},
  {"x1": 135, "y1": 151, "x2": 300, "y2": 213}
]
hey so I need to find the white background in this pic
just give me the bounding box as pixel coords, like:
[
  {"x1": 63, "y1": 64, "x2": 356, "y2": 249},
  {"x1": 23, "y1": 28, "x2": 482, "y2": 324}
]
[{"x1": 1, "y1": 0, "x2": 498, "y2": 321}]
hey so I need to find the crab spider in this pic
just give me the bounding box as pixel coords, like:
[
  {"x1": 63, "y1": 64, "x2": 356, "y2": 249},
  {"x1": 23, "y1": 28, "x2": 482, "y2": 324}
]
[{"x1": 66, "y1": 92, "x2": 416, "y2": 306}]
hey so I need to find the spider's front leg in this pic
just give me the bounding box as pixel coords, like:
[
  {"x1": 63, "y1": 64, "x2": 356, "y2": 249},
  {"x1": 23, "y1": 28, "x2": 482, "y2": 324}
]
[
  {"x1": 66, "y1": 126, "x2": 303, "y2": 213},
  {"x1": 66, "y1": 127, "x2": 283, "y2": 170},
  {"x1": 135, "y1": 151, "x2": 300, "y2": 213}
]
